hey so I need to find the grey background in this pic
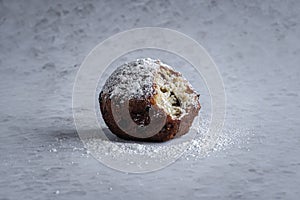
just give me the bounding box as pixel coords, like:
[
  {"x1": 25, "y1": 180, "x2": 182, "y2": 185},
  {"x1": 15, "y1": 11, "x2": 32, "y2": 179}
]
[{"x1": 0, "y1": 0, "x2": 299, "y2": 199}]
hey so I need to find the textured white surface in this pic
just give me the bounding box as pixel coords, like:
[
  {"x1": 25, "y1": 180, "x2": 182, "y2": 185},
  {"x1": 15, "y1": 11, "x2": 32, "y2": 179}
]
[
  {"x1": 0, "y1": 0, "x2": 300, "y2": 199},
  {"x1": 102, "y1": 58, "x2": 157, "y2": 100}
]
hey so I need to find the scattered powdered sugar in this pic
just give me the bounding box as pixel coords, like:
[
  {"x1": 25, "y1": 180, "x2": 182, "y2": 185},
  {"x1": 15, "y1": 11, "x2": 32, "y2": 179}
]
[
  {"x1": 184, "y1": 118, "x2": 252, "y2": 160},
  {"x1": 84, "y1": 116, "x2": 251, "y2": 172}
]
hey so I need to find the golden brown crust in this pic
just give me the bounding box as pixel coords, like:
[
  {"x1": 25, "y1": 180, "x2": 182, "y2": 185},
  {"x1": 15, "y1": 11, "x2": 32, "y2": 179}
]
[{"x1": 99, "y1": 91, "x2": 200, "y2": 142}]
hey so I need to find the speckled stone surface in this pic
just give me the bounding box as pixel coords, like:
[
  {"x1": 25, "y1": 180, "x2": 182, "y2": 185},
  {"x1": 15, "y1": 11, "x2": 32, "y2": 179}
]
[{"x1": 0, "y1": 0, "x2": 300, "y2": 199}]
